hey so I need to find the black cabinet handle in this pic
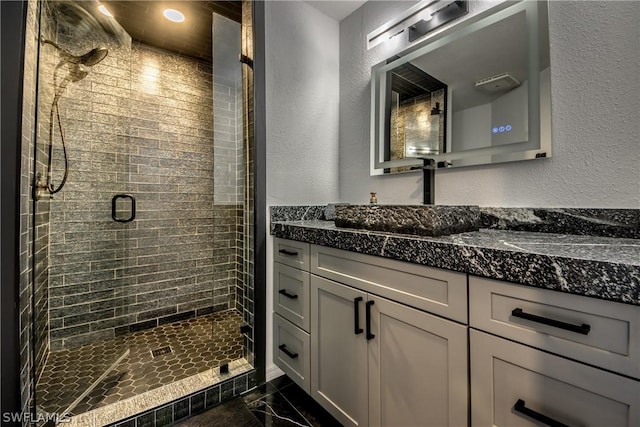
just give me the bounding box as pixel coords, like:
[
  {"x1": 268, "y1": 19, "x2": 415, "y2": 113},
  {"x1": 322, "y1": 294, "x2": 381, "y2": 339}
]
[
  {"x1": 278, "y1": 344, "x2": 298, "y2": 359},
  {"x1": 111, "y1": 194, "x2": 136, "y2": 223},
  {"x1": 366, "y1": 300, "x2": 375, "y2": 340},
  {"x1": 279, "y1": 249, "x2": 298, "y2": 256},
  {"x1": 278, "y1": 289, "x2": 298, "y2": 299},
  {"x1": 514, "y1": 399, "x2": 569, "y2": 427},
  {"x1": 354, "y1": 297, "x2": 363, "y2": 335},
  {"x1": 511, "y1": 308, "x2": 591, "y2": 335}
]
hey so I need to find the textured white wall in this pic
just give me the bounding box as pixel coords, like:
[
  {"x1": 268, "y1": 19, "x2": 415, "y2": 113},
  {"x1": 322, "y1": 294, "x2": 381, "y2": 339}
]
[
  {"x1": 339, "y1": 1, "x2": 640, "y2": 207},
  {"x1": 266, "y1": 1, "x2": 340, "y2": 206},
  {"x1": 265, "y1": 0, "x2": 340, "y2": 379}
]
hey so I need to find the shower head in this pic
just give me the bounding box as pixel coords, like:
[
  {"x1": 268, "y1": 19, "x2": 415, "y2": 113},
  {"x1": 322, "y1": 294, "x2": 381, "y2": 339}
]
[
  {"x1": 42, "y1": 39, "x2": 109, "y2": 66},
  {"x1": 76, "y1": 47, "x2": 109, "y2": 66},
  {"x1": 67, "y1": 64, "x2": 89, "y2": 82}
]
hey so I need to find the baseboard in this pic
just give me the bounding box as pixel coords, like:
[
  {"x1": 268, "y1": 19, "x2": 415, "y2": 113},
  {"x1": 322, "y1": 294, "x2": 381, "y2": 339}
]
[{"x1": 265, "y1": 363, "x2": 284, "y2": 382}]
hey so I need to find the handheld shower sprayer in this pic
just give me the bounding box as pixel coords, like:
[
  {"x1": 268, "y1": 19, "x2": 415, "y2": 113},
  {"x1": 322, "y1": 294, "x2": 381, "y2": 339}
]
[
  {"x1": 41, "y1": 38, "x2": 109, "y2": 67},
  {"x1": 35, "y1": 39, "x2": 109, "y2": 199}
]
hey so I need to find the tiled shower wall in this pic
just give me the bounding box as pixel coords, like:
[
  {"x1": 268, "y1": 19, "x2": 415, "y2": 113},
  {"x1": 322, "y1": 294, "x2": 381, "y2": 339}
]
[
  {"x1": 45, "y1": 40, "x2": 245, "y2": 350},
  {"x1": 213, "y1": 74, "x2": 245, "y2": 324}
]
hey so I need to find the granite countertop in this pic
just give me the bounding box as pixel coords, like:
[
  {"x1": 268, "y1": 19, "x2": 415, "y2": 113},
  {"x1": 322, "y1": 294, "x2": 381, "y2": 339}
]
[{"x1": 270, "y1": 219, "x2": 640, "y2": 306}]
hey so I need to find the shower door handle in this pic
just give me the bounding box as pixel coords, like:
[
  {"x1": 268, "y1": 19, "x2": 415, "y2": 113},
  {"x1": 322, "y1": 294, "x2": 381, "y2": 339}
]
[{"x1": 112, "y1": 194, "x2": 136, "y2": 223}]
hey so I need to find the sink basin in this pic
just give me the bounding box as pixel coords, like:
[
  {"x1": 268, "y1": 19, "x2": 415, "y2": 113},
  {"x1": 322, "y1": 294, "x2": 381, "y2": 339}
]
[{"x1": 334, "y1": 205, "x2": 481, "y2": 237}]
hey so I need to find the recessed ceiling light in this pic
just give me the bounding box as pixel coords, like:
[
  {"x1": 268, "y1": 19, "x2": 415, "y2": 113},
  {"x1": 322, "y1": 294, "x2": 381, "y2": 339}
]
[
  {"x1": 163, "y1": 9, "x2": 185, "y2": 23},
  {"x1": 98, "y1": 4, "x2": 113, "y2": 17}
]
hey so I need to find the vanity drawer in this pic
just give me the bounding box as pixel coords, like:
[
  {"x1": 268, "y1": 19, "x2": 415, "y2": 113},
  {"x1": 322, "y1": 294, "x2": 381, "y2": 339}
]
[
  {"x1": 311, "y1": 245, "x2": 468, "y2": 323},
  {"x1": 471, "y1": 330, "x2": 640, "y2": 427},
  {"x1": 274, "y1": 262, "x2": 310, "y2": 332},
  {"x1": 470, "y1": 276, "x2": 640, "y2": 379},
  {"x1": 274, "y1": 238, "x2": 310, "y2": 271},
  {"x1": 273, "y1": 313, "x2": 310, "y2": 393}
]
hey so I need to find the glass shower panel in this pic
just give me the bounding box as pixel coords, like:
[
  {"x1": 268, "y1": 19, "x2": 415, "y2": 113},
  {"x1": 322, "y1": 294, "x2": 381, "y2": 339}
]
[
  {"x1": 32, "y1": 0, "x2": 133, "y2": 418},
  {"x1": 211, "y1": 12, "x2": 247, "y2": 370}
]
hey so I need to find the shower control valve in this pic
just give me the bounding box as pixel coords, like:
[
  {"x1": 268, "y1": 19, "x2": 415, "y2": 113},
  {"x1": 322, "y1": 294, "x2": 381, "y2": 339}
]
[{"x1": 33, "y1": 173, "x2": 52, "y2": 201}]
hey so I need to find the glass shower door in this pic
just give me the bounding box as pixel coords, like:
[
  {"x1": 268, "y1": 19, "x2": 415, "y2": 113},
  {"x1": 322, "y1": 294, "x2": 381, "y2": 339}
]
[{"x1": 32, "y1": 0, "x2": 134, "y2": 419}]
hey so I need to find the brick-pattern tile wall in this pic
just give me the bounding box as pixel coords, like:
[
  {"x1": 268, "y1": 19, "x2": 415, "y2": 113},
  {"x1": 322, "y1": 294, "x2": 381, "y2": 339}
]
[
  {"x1": 44, "y1": 40, "x2": 243, "y2": 350},
  {"x1": 389, "y1": 90, "x2": 445, "y2": 173},
  {"x1": 45, "y1": 38, "x2": 133, "y2": 350}
]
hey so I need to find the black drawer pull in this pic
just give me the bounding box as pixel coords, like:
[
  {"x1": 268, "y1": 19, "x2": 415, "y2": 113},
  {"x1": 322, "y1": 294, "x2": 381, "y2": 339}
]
[
  {"x1": 279, "y1": 249, "x2": 298, "y2": 256},
  {"x1": 366, "y1": 300, "x2": 375, "y2": 340},
  {"x1": 278, "y1": 289, "x2": 298, "y2": 299},
  {"x1": 278, "y1": 344, "x2": 298, "y2": 359},
  {"x1": 512, "y1": 308, "x2": 591, "y2": 335},
  {"x1": 514, "y1": 399, "x2": 569, "y2": 427},
  {"x1": 354, "y1": 297, "x2": 363, "y2": 335}
]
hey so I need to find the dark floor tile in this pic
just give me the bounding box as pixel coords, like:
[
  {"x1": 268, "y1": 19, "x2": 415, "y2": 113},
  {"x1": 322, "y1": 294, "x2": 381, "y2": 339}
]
[
  {"x1": 37, "y1": 310, "x2": 245, "y2": 415},
  {"x1": 242, "y1": 375, "x2": 292, "y2": 405},
  {"x1": 267, "y1": 375, "x2": 294, "y2": 391},
  {"x1": 242, "y1": 384, "x2": 275, "y2": 405},
  {"x1": 278, "y1": 383, "x2": 342, "y2": 427},
  {"x1": 175, "y1": 397, "x2": 261, "y2": 427},
  {"x1": 247, "y1": 391, "x2": 311, "y2": 427}
]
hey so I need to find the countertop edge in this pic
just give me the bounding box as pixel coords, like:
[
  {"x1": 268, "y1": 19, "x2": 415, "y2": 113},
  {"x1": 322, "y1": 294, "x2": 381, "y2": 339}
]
[{"x1": 271, "y1": 221, "x2": 640, "y2": 306}]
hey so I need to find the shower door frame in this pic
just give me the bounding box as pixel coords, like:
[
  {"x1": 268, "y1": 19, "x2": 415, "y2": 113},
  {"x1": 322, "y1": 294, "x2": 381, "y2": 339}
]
[
  {"x1": 251, "y1": 0, "x2": 267, "y2": 386},
  {"x1": 1, "y1": 0, "x2": 28, "y2": 421}
]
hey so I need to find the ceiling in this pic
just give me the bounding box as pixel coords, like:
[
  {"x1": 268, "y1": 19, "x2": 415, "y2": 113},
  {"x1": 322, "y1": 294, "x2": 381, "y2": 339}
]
[
  {"x1": 78, "y1": 0, "x2": 366, "y2": 63},
  {"x1": 101, "y1": 1, "x2": 242, "y2": 63},
  {"x1": 305, "y1": 0, "x2": 367, "y2": 21}
]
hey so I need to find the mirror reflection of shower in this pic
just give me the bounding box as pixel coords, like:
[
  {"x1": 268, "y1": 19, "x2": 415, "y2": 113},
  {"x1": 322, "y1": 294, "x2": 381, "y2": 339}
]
[{"x1": 34, "y1": 38, "x2": 108, "y2": 200}]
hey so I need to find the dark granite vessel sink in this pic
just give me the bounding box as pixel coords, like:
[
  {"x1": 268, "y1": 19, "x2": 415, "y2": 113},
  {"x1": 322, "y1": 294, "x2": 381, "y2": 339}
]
[{"x1": 334, "y1": 205, "x2": 481, "y2": 237}]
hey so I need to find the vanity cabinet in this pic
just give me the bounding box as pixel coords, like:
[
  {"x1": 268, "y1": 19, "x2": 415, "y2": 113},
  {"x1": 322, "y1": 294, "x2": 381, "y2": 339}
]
[
  {"x1": 470, "y1": 276, "x2": 640, "y2": 426},
  {"x1": 272, "y1": 238, "x2": 312, "y2": 392},
  {"x1": 471, "y1": 330, "x2": 640, "y2": 426},
  {"x1": 273, "y1": 237, "x2": 640, "y2": 427},
  {"x1": 469, "y1": 276, "x2": 640, "y2": 379},
  {"x1": 311, "y1": 275, "x2": 468, "y2": 427},
  {"x1": 272, "y1": 239, "x2": 469, "y2": 427}
]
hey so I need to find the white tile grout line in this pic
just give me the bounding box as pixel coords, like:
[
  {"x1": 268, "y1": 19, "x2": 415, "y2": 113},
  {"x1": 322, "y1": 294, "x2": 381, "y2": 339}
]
[{"x1": 65, "y1": 358, "x2": 253, "y2": 427}]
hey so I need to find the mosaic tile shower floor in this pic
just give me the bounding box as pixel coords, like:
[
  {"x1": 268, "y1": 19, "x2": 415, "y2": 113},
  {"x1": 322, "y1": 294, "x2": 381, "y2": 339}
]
[{"x1": 37, "y1": 310, "x2": 244, "y2": 416}]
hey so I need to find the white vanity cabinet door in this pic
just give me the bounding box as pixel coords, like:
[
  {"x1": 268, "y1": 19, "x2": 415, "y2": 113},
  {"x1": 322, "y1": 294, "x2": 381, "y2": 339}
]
[
  {"x1": 471, "y1": 330, "x2": 640, "y2": 427},
  {"x1": 311, "y1": 275, "x2": 369, "y2": 427},
  {"x1": 368, "y1": 296, "x2": 468, "y2": 427}
]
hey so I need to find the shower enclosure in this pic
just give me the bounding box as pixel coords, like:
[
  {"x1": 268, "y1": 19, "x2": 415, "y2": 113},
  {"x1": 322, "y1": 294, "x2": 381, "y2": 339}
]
[{"x1": 20, "y1": 0, "x2": 257, "y2": 423}]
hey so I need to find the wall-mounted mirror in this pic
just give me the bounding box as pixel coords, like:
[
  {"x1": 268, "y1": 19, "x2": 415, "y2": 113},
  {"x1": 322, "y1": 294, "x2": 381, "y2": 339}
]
[{"x1": 371, "y1": 0, "x2": 551, "y2": 175}]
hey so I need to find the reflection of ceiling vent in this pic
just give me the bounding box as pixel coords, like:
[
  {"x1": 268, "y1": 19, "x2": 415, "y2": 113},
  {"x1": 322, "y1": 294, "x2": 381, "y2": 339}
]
[{"x1": 475, "y1": 73, "x2": 520, "y2": 92}]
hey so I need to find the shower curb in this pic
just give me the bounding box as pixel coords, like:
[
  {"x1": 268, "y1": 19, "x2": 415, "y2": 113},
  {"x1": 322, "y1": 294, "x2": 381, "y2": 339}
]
[{"x1": 63, "y1": 359, "x2": 254, "y2": 427}]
